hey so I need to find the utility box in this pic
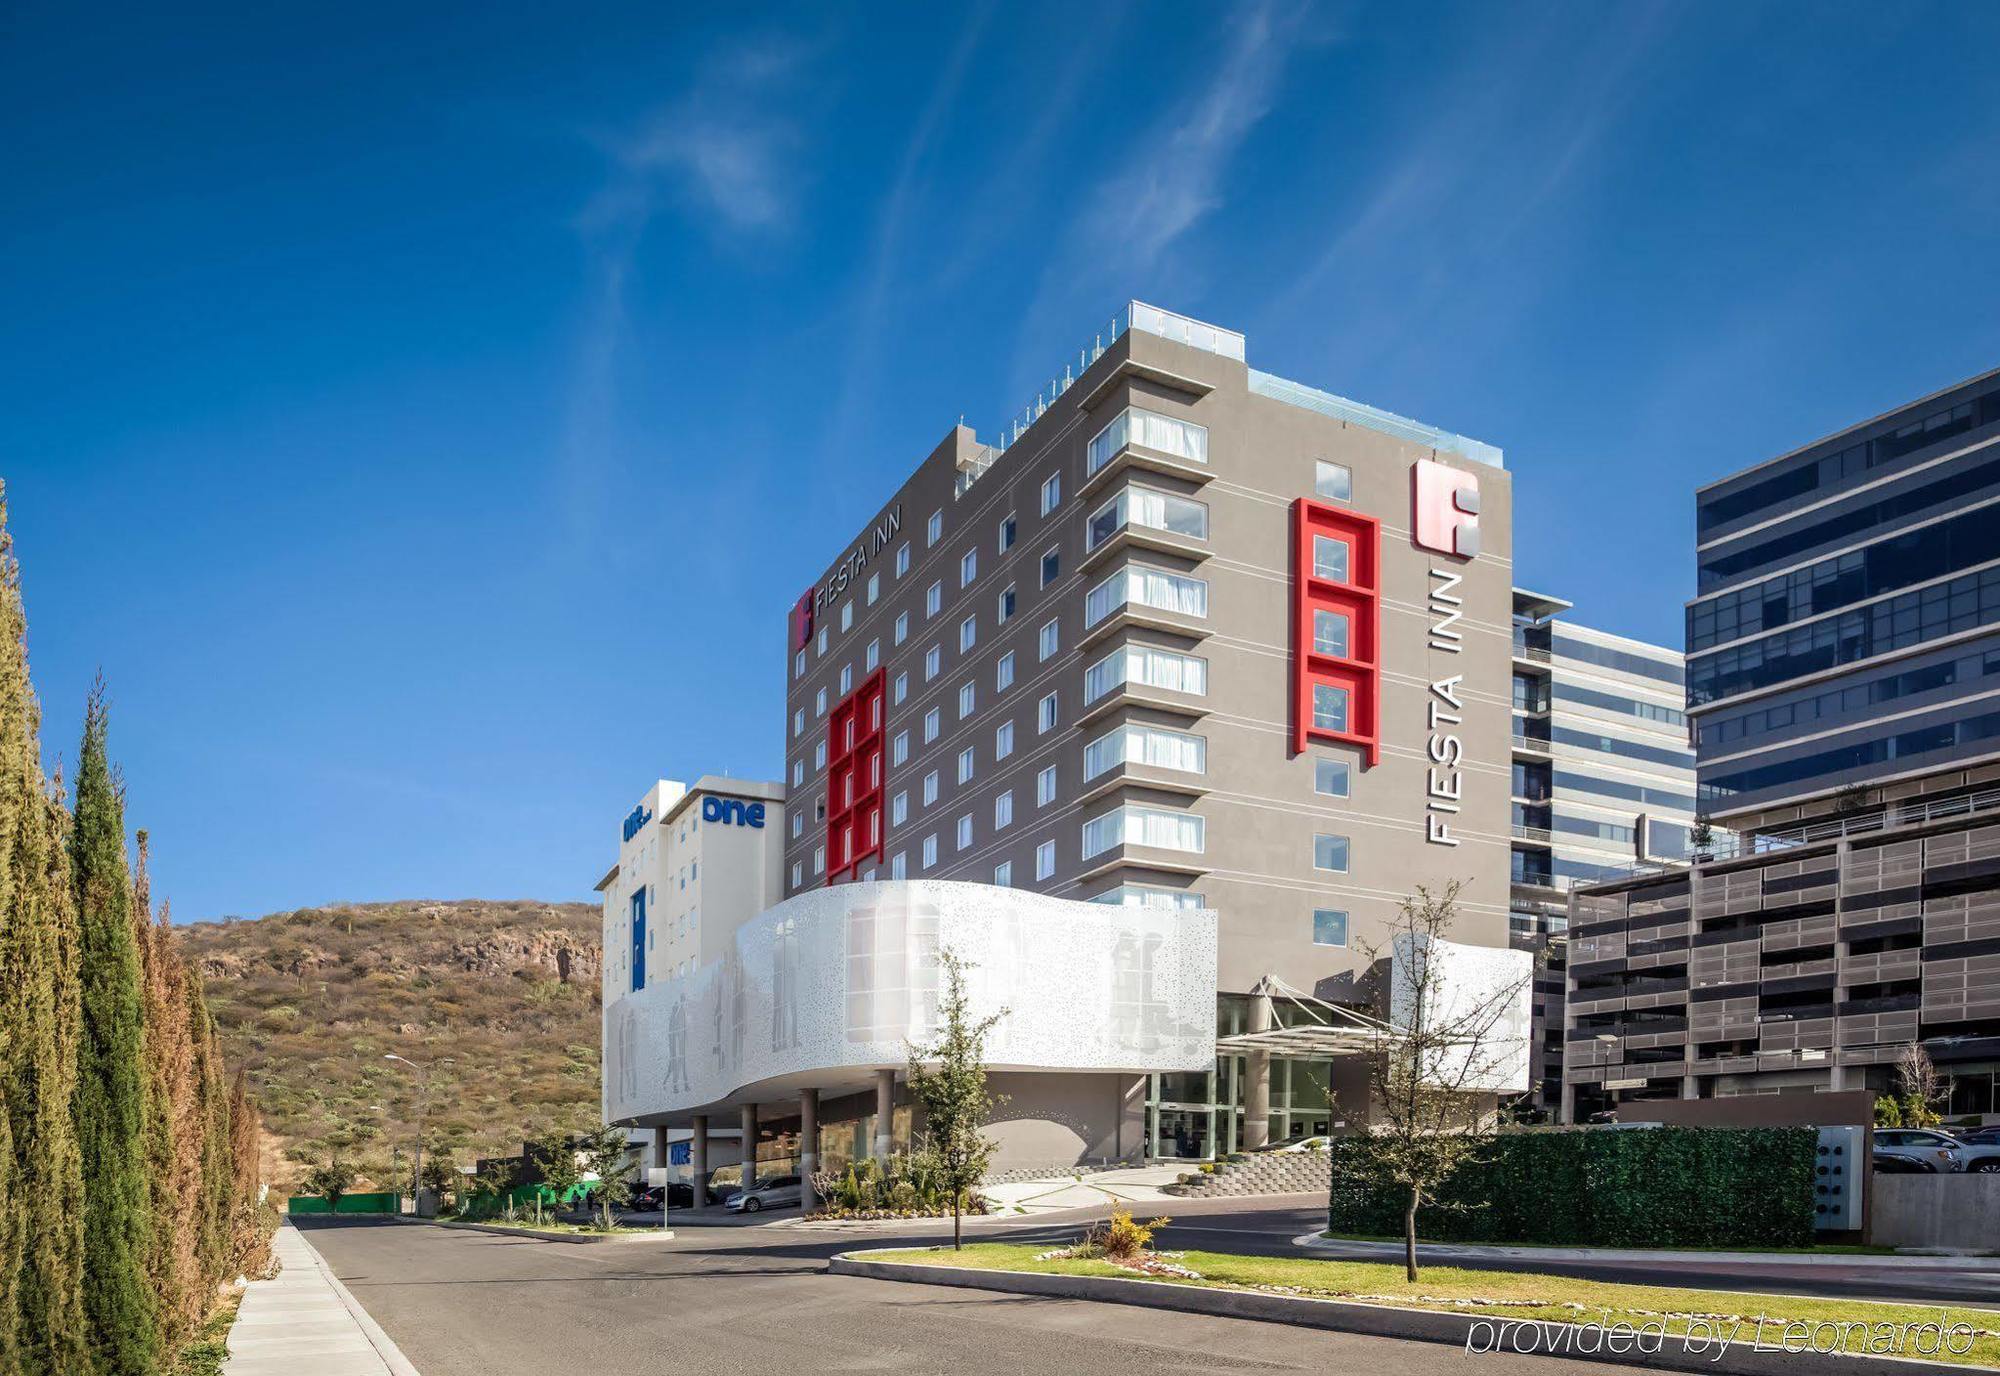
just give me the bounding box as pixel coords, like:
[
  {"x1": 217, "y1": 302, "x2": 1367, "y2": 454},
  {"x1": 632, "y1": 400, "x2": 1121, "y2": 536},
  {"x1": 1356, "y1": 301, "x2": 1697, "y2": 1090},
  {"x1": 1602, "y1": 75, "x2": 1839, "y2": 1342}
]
[{"x1": 1813, "y1": 1125, "x2": 1864, "y2": 1232}]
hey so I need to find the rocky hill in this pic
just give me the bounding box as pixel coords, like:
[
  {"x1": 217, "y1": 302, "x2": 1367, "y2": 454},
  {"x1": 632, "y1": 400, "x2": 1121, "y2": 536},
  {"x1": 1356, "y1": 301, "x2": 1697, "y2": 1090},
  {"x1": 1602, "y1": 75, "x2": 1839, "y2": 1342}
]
[{"x1": 176, "y1": 899, "x2": 602, "y2": 1189}]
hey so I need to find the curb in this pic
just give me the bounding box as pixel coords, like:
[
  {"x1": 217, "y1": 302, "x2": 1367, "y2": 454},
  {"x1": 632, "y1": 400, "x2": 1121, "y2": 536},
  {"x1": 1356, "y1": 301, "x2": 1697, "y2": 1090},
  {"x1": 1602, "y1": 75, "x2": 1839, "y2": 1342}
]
[
  {"x1": 1293, "y1": 1233, "x2": 2000, "y2": 1271},
  {"x1": 285, "y1": 1225, "x2": 424, "y2": 1376},
  {"x1": 396, "y1": 1218, "x2": 678, "y2": 1245},
  {"x1": 827, "y1": 1250, "x2": 1995, "y2": 1376}
]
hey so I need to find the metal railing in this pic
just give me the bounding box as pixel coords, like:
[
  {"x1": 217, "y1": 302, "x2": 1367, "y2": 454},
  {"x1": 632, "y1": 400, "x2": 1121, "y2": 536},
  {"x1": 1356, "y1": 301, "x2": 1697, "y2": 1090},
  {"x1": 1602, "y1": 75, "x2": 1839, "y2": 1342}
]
[{"x1": 1511, "y1": 733, "x2": 1552, "y2": 755}]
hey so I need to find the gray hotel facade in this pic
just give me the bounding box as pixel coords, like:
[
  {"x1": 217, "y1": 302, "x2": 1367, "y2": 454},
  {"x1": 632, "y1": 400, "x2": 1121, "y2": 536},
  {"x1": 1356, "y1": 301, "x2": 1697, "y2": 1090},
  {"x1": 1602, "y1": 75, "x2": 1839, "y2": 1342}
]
[
  {"x1": 1564, "y1": 369, "x2": 2000, "y2": 1123},
  {"x1": 775, "y1": 301, "x2": 1528, "y2": 1163}
]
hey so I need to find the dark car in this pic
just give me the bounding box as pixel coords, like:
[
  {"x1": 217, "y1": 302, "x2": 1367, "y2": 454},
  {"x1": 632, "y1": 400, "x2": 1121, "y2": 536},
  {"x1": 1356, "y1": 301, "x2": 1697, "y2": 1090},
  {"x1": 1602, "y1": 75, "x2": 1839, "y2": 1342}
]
[
  {"x1": 625, "y1": 1183, "x2": 694, "y2": 1211},
  {"x1": 1951, "y1": 1125, "x2": 2000, "y2": 1147},
  {"x1": 1872, "y1": 1150, "x2": 1938, "y2": 1174}
]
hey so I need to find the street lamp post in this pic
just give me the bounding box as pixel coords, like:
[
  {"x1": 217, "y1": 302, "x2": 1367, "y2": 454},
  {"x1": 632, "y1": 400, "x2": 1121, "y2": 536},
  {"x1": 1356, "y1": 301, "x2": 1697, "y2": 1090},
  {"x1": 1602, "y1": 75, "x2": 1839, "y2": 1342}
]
[{"x1": 383, "y1": 1053, "x2": 453, "y2": 1213}]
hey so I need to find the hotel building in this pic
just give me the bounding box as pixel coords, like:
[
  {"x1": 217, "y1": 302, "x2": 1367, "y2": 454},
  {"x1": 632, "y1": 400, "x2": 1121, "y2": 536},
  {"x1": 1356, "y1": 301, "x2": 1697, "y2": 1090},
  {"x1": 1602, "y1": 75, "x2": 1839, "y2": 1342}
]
[{"x1": 1564, "y1": 369, "x2": 2000, "y2": 1122}]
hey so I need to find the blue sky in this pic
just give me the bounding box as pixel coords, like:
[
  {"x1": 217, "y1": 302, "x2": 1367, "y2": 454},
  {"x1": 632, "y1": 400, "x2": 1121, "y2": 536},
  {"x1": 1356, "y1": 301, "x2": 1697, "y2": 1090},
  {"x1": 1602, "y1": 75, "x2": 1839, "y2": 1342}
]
[{"x1": 3, "y1": 2, "x2": 1996, "y2": 919}]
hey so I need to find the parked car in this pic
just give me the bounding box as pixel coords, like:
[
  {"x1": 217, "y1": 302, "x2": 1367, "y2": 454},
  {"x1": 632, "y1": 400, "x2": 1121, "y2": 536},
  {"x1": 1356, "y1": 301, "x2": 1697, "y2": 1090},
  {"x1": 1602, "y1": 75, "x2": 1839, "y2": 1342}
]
[
  {"x1": 1873, "y1": 1129, "x2": 1963, "y2": 1172},
  {"x1": 625, "y1": 1183, "x2": 694, "y2": 1211},
  {"x1": 1951, "y1": 1138, "x2": 2000, "y2": 1173},
  {"x1": 727, "y1": 1175, "x2": 802, "y2": 1213},
  {"x1": 1872, "y1": 1150, "x2": 1937, "y2": 1174},
  {"x1": 1950, "y1": 1124, "x2": 2000, "y2": 1148}
]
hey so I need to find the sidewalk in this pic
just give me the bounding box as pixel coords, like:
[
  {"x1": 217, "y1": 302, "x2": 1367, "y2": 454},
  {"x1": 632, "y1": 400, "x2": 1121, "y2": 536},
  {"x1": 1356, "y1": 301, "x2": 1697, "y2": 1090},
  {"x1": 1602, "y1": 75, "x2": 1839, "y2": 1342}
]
[{"x1": 223, "y1": 1223, "x2": 420, "y2": 1376}]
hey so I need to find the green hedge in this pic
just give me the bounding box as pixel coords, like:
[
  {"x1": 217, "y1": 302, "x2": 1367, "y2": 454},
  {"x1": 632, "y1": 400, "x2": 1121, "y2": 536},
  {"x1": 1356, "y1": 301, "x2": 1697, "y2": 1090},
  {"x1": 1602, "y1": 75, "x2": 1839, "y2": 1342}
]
[{"x1": 1326, "y1": 1127, "x2": 1817, "y2": 1249}]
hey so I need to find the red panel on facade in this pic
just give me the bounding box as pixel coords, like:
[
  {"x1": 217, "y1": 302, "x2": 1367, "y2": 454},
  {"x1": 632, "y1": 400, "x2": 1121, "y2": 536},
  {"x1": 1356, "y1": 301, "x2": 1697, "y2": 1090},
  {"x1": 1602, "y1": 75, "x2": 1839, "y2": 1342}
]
[
  {"x1": 826, "y1": 667, "x2": 887, "y2": 882},
  {"x1": 1291, "y1": 499, "x2": 1381, "y2": 766}
]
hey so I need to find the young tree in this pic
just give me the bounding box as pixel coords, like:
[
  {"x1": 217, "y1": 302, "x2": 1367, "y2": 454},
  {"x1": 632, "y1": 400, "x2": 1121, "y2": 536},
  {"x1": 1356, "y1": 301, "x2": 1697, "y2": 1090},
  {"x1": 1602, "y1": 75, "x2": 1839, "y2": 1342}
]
[
  {"x1": 578, "y1": 1127, "x2": 634, "y2": 1232},
  {"x1": 69, "y1": 683, "x2": 158, "y2": 1376},
  {"x1": 1355, "y1": 881, "x2": 1530, "y2": 1282},
  {"x1": 0, "y1": 489, "x2": 89, "y2": 1376},
  {"x1": 302, "y1": 1156, "x2": 356, "y2": 1209},
  {"x1": 531, "y1": 1127, "x2": 584, "y2": 1226},
  {"x1": 1894, "y1": 1042, "x2": 1942, "y2": 1127},
  {"x1": 905, "y1": 947, "x2": 1004, "y2": 1250}
]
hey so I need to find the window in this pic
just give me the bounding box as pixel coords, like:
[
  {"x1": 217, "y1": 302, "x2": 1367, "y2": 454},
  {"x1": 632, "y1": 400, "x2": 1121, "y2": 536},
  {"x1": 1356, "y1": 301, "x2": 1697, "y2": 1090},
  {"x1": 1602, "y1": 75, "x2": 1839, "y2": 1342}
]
[
  {"x1": 1038, "y1": 692, "x2": 1059, "y2": 733},
  {"x1": 956, "y1": 814, "x2": 973, "y2": 850},
  {"x1": 1314, "y1": 833, "x2": 1350, "y2": 872},
  {"x1": 957, "y1": 747, "x2": 974, "y2": 784},
  {"x1": 865, "y1": 638, "x2": 880, "y2": 671},
  {"x1": 1313, "y1": 683, "x2": 1350, "y2": 733},
  {"x1": 813, "y1": 740, "x2": 826, "y2": 769},
  {"x1": 922, "y1": 771, "x2": 939, "y2": 805},
  {"x1": 1313, "y1": 609, "x2": 1350, "y2": 658},
  {"x1": 994, "y1": 790, "x2": 1013, "y2": 828},
  {"x1": 1312, "y1": 909, "x2": 1349, "y2": 947},
  {"x1": 890, "y1": 792, "x2": 908, "y2": 826},
  {"x1": 922, "y1": 834, "x2": 938, "y2": 868},
  {"x1": 791, "y1": 811, "x2": 803, "y2": 838},
  {"x1": 959, "y1": 615, "x2": 977, "y2": 652},
  {"x1": 927, "y1": 510, "x2": 943, "y2": 546},
  {"x1": 817, "y1": 627, "x2": 828, "y2": 654},
  {"x1": 891, "y1": 731, "x2": 909, "y2": 766},
  {"x1": 813, "y1": 844, "x2": 825, "y2": 875},
  {"x1": 1035, "y1": 840, "x2": 1055, "y2": 880},
  {"x1": 1313, "y1": 534, "x2": 1350, "y2": 583},
  {"x1": 925, "y1": 645, "x2": 940, "y2": 681},
  {"x1": 791, "y1": 860, "x2": 802, "y2": 887},
  {"x1": 1039, "y1": 618, "x2": 1060, "y2": 660},
  {"x1": 815, "y1": 686, "x2": 828, "y2": 716},
  {"x1": 1084, "y1": 645, "x2": 1209, "y2": 703},
  {"x1": 923, "y1": 708, "x2": 940, "y2": 743},
  {"x1": 1089, "y1": 884, "x2": 1207, "y2": 910},
  {"x1": 890, "y1": 852, "x2": 907, "y2": 880},
  {"x1": 1040, "y1": 548, "x2": 1060, "y2": 587},
  {"x1": 791, "y1": 759, "x2": 803, "y2": 786},
  {"x1": 1314, "y1": 461, "x2": 1352, "y2": 503},
  {"x1": 1083, "y1": 725, "x2": 1207, "y2": 780},
  {"x1": 996, "y1": 651, "x2": 1015, "y2": 691},
  {"x1": 794, "y1": 649, "x2": 805, "y2": 679},
  {"x1": 867, "y1": 572, "x2": 880, "y2": 604},
  {"x1": 895, "y1": 543, "x2": 911, "y2": 576},
  {"x1": 893, "y1": 672, "x2": 908, "y2": 704},
  {"x1": 792, "y1": 707, "x2": 804, "y2": 738},
  {"x1": 1314, "y1": 758, "x2": 1351, "y2": 798},
  {"x1": 1040, "y1": 472, "x2": 1061, "y2": 515},
  {"x1": 1086, "y1": 406, "x2": 1208, "y2": 475},
  {"x1": 839, "y1": 663, "x2": 853, "y2": 694},
  {"x1": 840, "y1": 601, "x2": 853, "y2": 632},
  {"x1": 1081, "y1": 804, "x2": 1205, "y2": 859},
  {"x1": 999, "y1": 515, "x2": 1017, "y2": 552},
  {"x1": 958, "y1": 682, "x2": 975, "y2": 718},
  {"x1": 1086, "y1": 487, "x2": 1208, "y2": 550},
  {"x1": 1085, "y1": 565, "x2": 1208, "y2": 626},
  {"x1": 997, "y1": 586, "x2": 1016, "y2": 623},
  {"x1": 926, "y1": 581, "x2": 942, "y2": 617},
  {"x1": 958, "y1": 550, "x2": 977, "y2": 588},
  {"x1": 894, "y1": 611, "x2": 909, "y2": 645},
  {"x1": 1037, "y1": 764, "x2": 1057, "y2": 806},
  {"x1": 994, "y1": 721, "x2": 1015, "y2": 760},
  {"x1": 993, "y1": 860, "x2": 1013, "y2": 886}
]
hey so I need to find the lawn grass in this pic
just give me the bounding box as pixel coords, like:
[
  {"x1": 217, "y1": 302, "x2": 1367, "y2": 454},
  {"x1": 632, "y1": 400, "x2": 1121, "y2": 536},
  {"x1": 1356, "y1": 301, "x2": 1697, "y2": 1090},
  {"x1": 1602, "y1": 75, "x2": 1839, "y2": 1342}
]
[
  {"x1": 1320, "y1": 1231, "x2": 1894, "y2": 1256},
  {"x1": 170, "y1": 1291, "x2": 243, "y2": 1376},
  {"x1": 867, "y1": 1243, "x2": 2000, "y2": 1367},
  {"x1": 463, "y1": 1216, "x2": 656, "y2": 1236}
]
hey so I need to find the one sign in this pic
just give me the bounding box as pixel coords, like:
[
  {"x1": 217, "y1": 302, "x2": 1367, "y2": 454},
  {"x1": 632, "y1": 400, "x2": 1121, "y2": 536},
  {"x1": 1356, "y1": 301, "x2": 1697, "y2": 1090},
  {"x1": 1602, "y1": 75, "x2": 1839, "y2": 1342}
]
[
  {"x1": 622, "y1": 804, "x2": 653, "y2": 843},
  {"x1": 1412, "y1": 459, "x2": 1480, "y2": 559},
  {"x1": 701, "y1": 796, "x2": 766, "y2": 829}
]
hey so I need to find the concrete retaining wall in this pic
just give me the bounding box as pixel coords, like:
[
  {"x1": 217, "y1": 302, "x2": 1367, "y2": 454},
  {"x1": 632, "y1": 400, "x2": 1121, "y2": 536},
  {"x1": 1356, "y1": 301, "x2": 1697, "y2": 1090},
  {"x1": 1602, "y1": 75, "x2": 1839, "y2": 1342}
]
[{"x1": 1870, "y1": 1174, "x2": 2000, "y2": 1252}]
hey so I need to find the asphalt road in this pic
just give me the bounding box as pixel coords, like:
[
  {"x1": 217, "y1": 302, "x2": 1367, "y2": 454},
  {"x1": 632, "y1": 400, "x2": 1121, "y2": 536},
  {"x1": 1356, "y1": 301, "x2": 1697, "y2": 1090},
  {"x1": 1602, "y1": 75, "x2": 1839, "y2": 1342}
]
[{"x1": 295, "y1": 1212, "x2": 1583, "y2": 1376}]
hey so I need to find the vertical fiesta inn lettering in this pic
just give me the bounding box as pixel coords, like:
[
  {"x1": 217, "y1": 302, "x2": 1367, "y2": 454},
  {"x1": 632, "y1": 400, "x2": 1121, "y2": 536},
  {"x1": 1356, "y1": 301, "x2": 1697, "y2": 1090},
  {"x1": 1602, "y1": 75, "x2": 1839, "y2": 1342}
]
[{"x1": 1413, "y1": 458, "x2": 1481, "y2": 559}]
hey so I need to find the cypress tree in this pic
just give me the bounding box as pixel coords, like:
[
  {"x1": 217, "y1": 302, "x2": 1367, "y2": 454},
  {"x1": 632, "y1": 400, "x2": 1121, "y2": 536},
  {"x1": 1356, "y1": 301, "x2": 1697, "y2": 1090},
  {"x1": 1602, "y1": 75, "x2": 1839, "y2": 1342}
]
[
  {"x1": 68, "y1": 685, "x2": 156, "y2": 1376},
  {"x1": 128, "y1": 838, "x2": 181, "y2": 1342},
  {"x1": 0, "y1": 488, "x2": 89, "y2": 1376},
  {"x1": 0, "y1": 1082, "x2": 15, "y2": 1376}
]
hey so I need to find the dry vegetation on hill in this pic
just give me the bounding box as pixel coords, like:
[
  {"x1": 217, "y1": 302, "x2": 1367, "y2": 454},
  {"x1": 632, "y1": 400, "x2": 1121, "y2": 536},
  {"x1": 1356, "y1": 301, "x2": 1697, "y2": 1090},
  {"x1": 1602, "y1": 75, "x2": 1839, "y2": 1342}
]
[{"x1": 175, "y1": 899, "x2": 602, "y2": 1189}]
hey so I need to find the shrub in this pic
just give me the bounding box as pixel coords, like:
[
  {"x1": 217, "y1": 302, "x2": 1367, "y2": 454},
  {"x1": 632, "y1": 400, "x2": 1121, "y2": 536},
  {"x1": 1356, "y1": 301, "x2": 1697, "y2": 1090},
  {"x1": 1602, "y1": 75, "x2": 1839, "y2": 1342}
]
[{"x1": 1084, "y1": 1208, "x2": 1171, "y2": 1261}]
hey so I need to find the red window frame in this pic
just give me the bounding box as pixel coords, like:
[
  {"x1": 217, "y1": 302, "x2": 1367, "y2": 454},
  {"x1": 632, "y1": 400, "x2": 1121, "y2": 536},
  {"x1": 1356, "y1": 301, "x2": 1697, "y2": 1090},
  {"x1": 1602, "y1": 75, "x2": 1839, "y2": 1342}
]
[
  {"x1": 826, "y1": 667, "x2": 887, "y2": 881},
  {"x1": 1291, "y1": 499, "x2": 1380, "y2": 765}
]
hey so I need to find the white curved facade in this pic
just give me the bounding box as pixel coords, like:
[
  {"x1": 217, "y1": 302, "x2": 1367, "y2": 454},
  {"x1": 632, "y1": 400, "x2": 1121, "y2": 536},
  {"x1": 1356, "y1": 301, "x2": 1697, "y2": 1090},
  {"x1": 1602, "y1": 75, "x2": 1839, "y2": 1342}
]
[{"x1": 604, "y1": 880, "x2": 1217, "y2": 1127}]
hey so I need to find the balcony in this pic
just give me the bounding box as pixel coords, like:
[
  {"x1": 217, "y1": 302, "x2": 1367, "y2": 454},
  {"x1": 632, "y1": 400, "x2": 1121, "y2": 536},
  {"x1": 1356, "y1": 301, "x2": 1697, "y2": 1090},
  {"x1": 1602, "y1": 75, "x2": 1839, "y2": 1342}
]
[
  {"x1": 1512, "y1": 733, "x2": 1553, "y2": 756},
  {"x1": 1081, "y1": 486, "x2": 1212, "y2": 575}
]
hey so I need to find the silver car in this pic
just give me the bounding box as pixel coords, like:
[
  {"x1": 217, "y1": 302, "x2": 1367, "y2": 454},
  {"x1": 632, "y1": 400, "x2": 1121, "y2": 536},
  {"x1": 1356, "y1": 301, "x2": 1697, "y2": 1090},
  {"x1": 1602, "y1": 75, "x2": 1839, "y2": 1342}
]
[
  {"x1": 726, "y1": 1175, "x2": 802, "y2": 1212},
  {"x1": 1873, "y1": 1129, "x2": 1962, "y2": 1172}
]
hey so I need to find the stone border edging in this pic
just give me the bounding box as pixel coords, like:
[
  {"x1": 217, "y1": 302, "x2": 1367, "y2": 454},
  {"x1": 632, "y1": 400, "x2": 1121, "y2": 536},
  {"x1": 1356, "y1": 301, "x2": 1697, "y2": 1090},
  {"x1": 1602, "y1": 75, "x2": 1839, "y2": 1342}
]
[
  {"x1": 1293, "y1": 1232, "x2": 2000, "y2": 1270},
  {"x1": 395, "y1": 1217, "x2": 677, "y2": 1245},
  {"x1": 827, "y1": 1249, "x2": 1993, "y2": 1376}
]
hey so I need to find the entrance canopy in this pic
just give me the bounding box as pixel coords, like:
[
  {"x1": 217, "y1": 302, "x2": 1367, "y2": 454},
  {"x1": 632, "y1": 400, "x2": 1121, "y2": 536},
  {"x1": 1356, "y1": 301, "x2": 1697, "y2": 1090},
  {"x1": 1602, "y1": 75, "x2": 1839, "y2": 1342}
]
[{"x1": 1213, "y1": 976, "x2": 1398, "y2": 1058}]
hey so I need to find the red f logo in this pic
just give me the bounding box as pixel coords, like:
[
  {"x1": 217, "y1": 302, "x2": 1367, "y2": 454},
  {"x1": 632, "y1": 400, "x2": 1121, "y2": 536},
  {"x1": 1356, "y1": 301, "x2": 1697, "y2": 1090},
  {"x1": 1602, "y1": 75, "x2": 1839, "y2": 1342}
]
[
  {"x1": 789, "y1": 591, "x2": 816, "y2": 650},
  {"x1": 1413, "y1": 460, "x2": 1480, "y2": 559}
]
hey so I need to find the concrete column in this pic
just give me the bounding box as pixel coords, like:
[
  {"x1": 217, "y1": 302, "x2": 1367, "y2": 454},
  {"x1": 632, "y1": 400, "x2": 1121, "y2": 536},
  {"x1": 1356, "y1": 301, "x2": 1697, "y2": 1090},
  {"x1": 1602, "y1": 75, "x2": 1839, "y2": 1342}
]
[
  {"x1": 1558, "y1": 1079, "x2": 1576, "y2": 1126},
  {"x1": 739, "y1": 1103, "x2": 758, "y2": 1192},
  {"x1": 1243, "y1": 980, "x2": 1273, "y2": 1151},
  {"x1": 799, "y1": 1088, "x2": 820, "y2": 1215},
  {"x1": 652, "y1": 1126, "x2": 670, "y2": 1175},
  {"x1": 873, "y1": 1068, "x2": 895, "y2": 1161},
  {"x1": 690, "y1": 1115, "x2": 709, "y2": 1208}
]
